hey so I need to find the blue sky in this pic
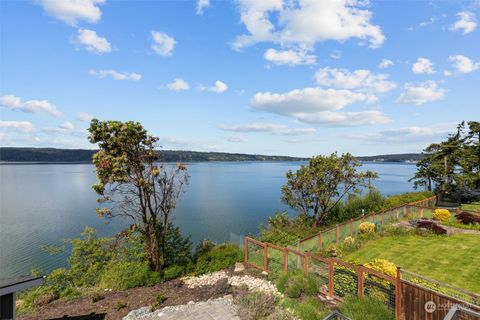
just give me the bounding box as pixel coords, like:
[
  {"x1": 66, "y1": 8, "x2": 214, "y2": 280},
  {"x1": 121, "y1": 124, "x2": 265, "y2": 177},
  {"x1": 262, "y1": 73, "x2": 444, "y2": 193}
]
[{"x1": 1, "y1": 0, "x2": 479, "y2": 157}]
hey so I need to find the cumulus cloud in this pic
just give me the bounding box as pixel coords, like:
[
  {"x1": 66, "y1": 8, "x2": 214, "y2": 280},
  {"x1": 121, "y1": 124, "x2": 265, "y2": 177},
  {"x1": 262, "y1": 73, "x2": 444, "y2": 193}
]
[
  {"x1": 226, "y1": 135, "x2": 249, "y2": 143},
  {"x1": 76, "y1": 112, "x2": 94, "y2": 122},
  {"x1": 196, "y1": 0, "x2": 210, "y2": 15},
  {"x1": 412, "y1": 57, "x2": 435, "y2": 74},
  {"x1": 450, "y1": 11, "x2": 477, "y2": 34},
  {"x1": 250, "y1": 87, "x2": 389, "y2": 126},
  {"x1": 264, "y1": 48, "x2": 316, "y2": 65},
  {"x1": 396, "y1": 81, "x2": 446, "y2": 106},
  {"x1": 448, "y1": 55, "x2": 480, "y2": 73},
  {"x1": 233, "y1": 0, "x2": 385, "y2": 53},
  {"x1": 76, "y1": 29, "x2": 111, "y2": 54},
  {"x1": 166, "y1": 78, "x2": 190, "y2": 91},
  {"x1": 218, "y1": 123, "x2": 316, "y2": 136},
  {"x1": 200, "y1": 80, "x2": 228, "y2": 93},
  {"x1": 89, "y1": 69, "x2": 142, "y2": 81},
  {"x1": 151, "y1": 31, "x2": 176, "y2": 56},
  {"x1": 43, "y1": 121, "x2": 87, "y2": 137},
  {"x1": 39, "y1": 0, "x2": 105, "y2": 26},
  {"x1": 379, "y1": 59, "x2": 393, "y2": 69},
  {"x1": 0, "y1": 121, "x2": 36, "y2": 133},
  {"x1": 314, "y1": 67, "x2": 396, "y2": 94},
  {"x1": 0, "y1": 94, "x2": 62, "y2": 117}
]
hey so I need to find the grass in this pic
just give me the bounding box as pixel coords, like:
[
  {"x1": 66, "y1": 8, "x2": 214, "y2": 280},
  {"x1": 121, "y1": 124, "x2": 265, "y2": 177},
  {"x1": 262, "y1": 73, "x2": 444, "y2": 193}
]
[
  {"x1": 462, "y1": 201, "x2": 480, "y2": 213},
  {"x1": 340, "y1": 296, "x2": 394, "y2": 320},
  {"x1": 346, "y1": 234, "x2": 480, "y2": 293}
]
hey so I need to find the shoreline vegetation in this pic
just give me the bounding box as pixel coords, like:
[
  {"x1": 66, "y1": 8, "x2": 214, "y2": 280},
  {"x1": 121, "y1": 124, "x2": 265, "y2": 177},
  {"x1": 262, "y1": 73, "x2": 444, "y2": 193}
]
[{"x1": 0, "y1": 147, "x2": 424, "y2": 163}]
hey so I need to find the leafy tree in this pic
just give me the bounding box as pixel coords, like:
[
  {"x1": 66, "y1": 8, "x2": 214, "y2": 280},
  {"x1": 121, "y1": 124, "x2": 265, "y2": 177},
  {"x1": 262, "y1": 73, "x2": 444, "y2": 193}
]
[
  {"x1": 281, "y1": 153, "x2": 378, "y2": 226},
  {"x1": 88, "y1": 119, "x2": 189, "y2": 271}
]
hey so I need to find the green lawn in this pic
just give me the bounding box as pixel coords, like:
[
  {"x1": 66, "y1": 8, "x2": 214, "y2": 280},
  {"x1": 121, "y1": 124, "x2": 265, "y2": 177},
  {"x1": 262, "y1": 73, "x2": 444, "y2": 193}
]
[
  {"x1": 346, "y1": 234, "x2": 480, "y2": 293},
  {"x1": 462, "y1": 201, "x2": 480, "y2": 212}
]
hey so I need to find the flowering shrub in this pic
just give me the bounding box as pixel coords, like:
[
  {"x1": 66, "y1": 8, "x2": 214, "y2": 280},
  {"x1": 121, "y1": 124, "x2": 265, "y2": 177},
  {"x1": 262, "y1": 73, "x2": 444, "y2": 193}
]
[
  {"x1": 433, "y1": 209, "x2": 451, "y2": 222},
  {"x1": 364, "y1": 259, "x2": 396, "y2": 277},
  {"x1": 455, "y1": 211, "x2": 480, "y2": 225},
  {"x1": 359, "y1": 222, "x2": 375, "y2": 234},
  {"x1": 344, "y1": 236, "x2": 355, "y2": 246}
]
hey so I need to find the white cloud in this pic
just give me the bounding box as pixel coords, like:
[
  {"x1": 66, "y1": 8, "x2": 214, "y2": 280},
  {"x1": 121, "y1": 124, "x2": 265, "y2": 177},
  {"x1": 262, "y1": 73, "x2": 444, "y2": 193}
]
[
  {"x1": 158, "y1": 137, "x2": 220, "y2": 152},
  {"x1": 233, "y1": 0, "x2": 385, "y2": 52},
  {"x1": 76, "y1": 29, "x2": 111, "y2": 54},
  {"x1": 76, "y1": 112, "x2": 94, "y2": 122},
  {"x1": 0, "y1": 121, "x2": 36, "y2": 133},
  {"x1": 218, "y1": 123, "x2": 316, "y2": 136},
  {"x1": 151, "y1": 31, "x2": 176, "y2": 56},
  {"x1": 448, "y1": 55, "x2": 480, "y2": 73},
  {"x1": 396, "y1": 81, "x2": 446, "y2": 106},
  {"x1": 166, "y1": 78, "x2": 190, "y2": 91},
  {"x1": 330, "y1": 50, "x2": 342, "y2": 60},
  {"x1": 412, "y1": 57, "x2": 435, "y2": 74},
  {"x1": 314, "y1": 67, "x2": 396, "y2": 94},
  {"x1": 200, "y1": 80, "x2": 228, "y2": 93},
  {"x1": 196, "y1": 0, "x2": 210, "y2": 15},
  {"x1": 59, "y1": 121, "x2": 75, "y2": 130},
  {"x1": 226, "y1": 135, "x2": 249, "y2": 143},
  {"x1": 43, "y1": 122, "x2": 86, "y2": 137},
  {"x1": 89, "y1": 69, "x2": 142, "y2": 81},
  {"x1": 0, "y1": 94, "x2": 62, "y2": 117},
  {"x1": 379, "y1": 59, "x2": 393, "y2": 69},
  {"x1": 450, "y1": 11, "x2": 477, "y2": 34},
  {"x1": 250, "y1": 87, "x2": 389, "y2": 126},
  {"x1": 264, "y1": 48, "x2": 315, "y2": 66},
  {"x1": 346, "y1": 125, "x2": 455, "y2": 143},
  {"x1": 39, "y1": 0, "x2": 105, "y2": 26}
]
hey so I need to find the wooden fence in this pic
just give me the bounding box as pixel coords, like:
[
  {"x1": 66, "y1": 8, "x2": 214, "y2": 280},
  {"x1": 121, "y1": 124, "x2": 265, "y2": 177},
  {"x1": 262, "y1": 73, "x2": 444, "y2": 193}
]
[
  {"x1": 297, "y1": 195, "x2": 438, "y2": 252},
  {"x1": 244, "y1": 236, "x2": 480, "y2": 320}
]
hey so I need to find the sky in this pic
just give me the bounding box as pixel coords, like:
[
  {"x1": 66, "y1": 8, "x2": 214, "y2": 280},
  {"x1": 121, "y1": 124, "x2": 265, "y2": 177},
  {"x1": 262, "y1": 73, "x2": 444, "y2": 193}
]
[{"x1": 0, "y1": 0, "x2": 479, "y2": 157}]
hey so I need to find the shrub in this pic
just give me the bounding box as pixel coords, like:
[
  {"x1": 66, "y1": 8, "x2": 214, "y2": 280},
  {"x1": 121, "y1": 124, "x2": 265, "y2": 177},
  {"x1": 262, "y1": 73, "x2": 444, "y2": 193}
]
[
  {"x1": 163, "y1": 264, "x2": 186, "y2": 281},
  {"x1": 383, "y1": 191, "x2": 434, "y2": 210},
  {"x1": 116, "y1": 301, "x2": 127, "y2": 311},
  {"x1": 333, "y1": 265, "x2": 357, "y2": 297},
  {"x1": 194, "y1": 243, "x2": 243, "y2": 275},
  {"x1": 259, "y1": 212, "x2": 319, "y2": 246},
  {"x1": 359, "y1": 222, "x2": 375, "y2": 234},
  {"x1": 234, "y1": 291, "x2": 278, "y2": 320},
  {"x1": 154, "y1": 292, "x2": 167, "y2": 308},
  {"x1": 364, "y1": 259, "x2": 396, "y2": 277},
  {"x1": 344, "y1": 236, "x2": 355, "y2": 246},
  {"x1": 276, "y1": 271, "x2": 318, "y2": 298},
  {"x1": 282, "y1": 297, "x2": 329, "y2": 320},
  {"x1": 340, "y1": 296, "x2": 394, "y2": 320},
  {"x1": 455, "y1": 211, "x2": 480, "y2": 224},
  {"x1": 99, "y1": 261, "x2": 161, "y2": 290},
  {"x1": 433, "y1": 209, "x2": 451, "y2": 222},
  {"x1": 415, "y1": 220, "x2": 447, "y2": 235}
]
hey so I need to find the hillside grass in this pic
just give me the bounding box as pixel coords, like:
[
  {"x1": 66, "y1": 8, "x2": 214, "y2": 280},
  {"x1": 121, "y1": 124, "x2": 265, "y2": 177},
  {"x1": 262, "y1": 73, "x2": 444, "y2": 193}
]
[
  {"x1": 346, "y1": 234, "x2": 480, "y2": 293},
  {"x1": 462, "y1": 201, "x2": 480, "y2": 213}
]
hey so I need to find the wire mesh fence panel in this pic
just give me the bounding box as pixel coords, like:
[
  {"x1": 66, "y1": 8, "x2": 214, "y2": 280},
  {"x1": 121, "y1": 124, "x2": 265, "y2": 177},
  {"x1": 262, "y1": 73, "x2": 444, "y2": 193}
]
[
  {"x1": 247, "y1": 241, "x2": 264, "y2": 269},
  {"x1": 333, "y1": 264, "x2": 358, "y2": 298},
  {"x1": 421, "y1": 207, "x2": 435, "y2": 219},
  {"x1": 308, "y1": 257, "x2": 330, "y2": 290},
  {"x1": 339, "y1": 223, "x2": 351, "y2": 241},
  {"x1": 322, "y1": 229, "x2": 337, "y2": 247},
  {"x1": 363, "y1": 273, "x2": 396, "y2": 313},
  {"x1": 300, "y1": 236, "x2": 320, "y2": 252},
  {"x1": 287, "y1": 251, "x2": 305, "y2": 272},
  {"x1": 267, "y1": 246, "x2": 285, "y2": 273},
  {"x1": 370, "y1": 213, "x2": 384, "y2": 231},
  {"x1": 352, "y1": 219, "x2": 363, "y2": 236}
]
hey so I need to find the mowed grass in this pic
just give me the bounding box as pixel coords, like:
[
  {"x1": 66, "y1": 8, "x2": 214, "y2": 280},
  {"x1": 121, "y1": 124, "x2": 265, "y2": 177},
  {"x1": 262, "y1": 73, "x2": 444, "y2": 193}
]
[
  {"x1": 462, "y1": 201, "x2": 480, "y2": 213},
  {"x1": 347, "y1": 234, "x2": 480, "y2": 293}
]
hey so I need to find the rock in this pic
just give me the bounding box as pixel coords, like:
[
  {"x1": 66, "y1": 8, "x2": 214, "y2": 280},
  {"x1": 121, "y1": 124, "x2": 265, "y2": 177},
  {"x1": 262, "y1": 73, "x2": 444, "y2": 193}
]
[
  {"x1": 223, "y1": 294, "x2": 233, "y2": 301},
  {"x1": 33, "y1": 292, "x2": 59, "y2": 307},
  {"x1": 234, "y1": 262, "x2": 245, "y2": 273},
  {"x1": 214, "y1": 277, "x2": 231, "y2": 295},
  {"x1": 122, "y1": 306, "x2": 152, "y2": 320},
  {"x1": 261, "y1": 271, "x2": 268, "y2": 276}
]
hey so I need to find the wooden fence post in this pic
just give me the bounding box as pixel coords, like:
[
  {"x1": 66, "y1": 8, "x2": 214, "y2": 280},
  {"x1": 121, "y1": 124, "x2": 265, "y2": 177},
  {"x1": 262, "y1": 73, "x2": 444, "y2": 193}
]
[
  {"x1": 357, "y1": 267, "x2": 364, "y2": 298},
  {"x1": 395, "y1": 267, "x2": 402, "y2": 320},
  {"x1": 420, "y1": 208, "x2": 424, "y2": 218},
  {"x1": 263, "y1": 244, "x2": 268, "y2": 272},
  {"x1": 318, "y1": 233, "x2": 323, "y2": 248},
  {"x1": 396, "y1": 209, "x2": 399, "y2": 221},
  {"x1": 283, "y1": 251, "x2": 287, "y2": 273},
  {"x1": 304, "y1": 255, "x2": 309, "y2": 274},
  {"x1": 328, "y1": 259, "x2": 334, "y2": 298},
  {"x1": 244, "y1": 237, "x2": 248, "y2": 262},
  {"x1": 350, "y1": 219, "x2": 353, "y2": 237},
  {"x1": 381, "y1": 212, "x2": 384, "y2": 227},
  {"x1": 336, "y1": 224, "x2": 340, "y2": 243},
  {"x1": 403, "y1": 207, "x2": 407, "y2": 217}
]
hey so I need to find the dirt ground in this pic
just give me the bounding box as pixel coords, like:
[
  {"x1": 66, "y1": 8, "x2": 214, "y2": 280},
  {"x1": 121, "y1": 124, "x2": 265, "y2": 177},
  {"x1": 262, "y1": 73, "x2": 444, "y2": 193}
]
[{"x1": 18, "y1": 266, "x2": 250, "y2": 320}]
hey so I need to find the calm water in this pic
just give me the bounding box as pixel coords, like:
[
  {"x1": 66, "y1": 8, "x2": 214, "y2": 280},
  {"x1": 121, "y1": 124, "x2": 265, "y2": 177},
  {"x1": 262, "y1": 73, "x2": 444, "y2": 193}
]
[{"x1": 0, "y1": 162, "x2": 417, "y2": 279}]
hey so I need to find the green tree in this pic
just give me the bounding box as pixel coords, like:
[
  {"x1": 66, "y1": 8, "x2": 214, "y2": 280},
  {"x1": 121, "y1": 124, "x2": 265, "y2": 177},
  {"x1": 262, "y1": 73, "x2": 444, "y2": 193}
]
[
  {"x1": 88, "y1": 119, "x2": 189, "y2": 271},
  {"x1": 281, "y1": 153, "x2": 378, "y2": 226}
]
